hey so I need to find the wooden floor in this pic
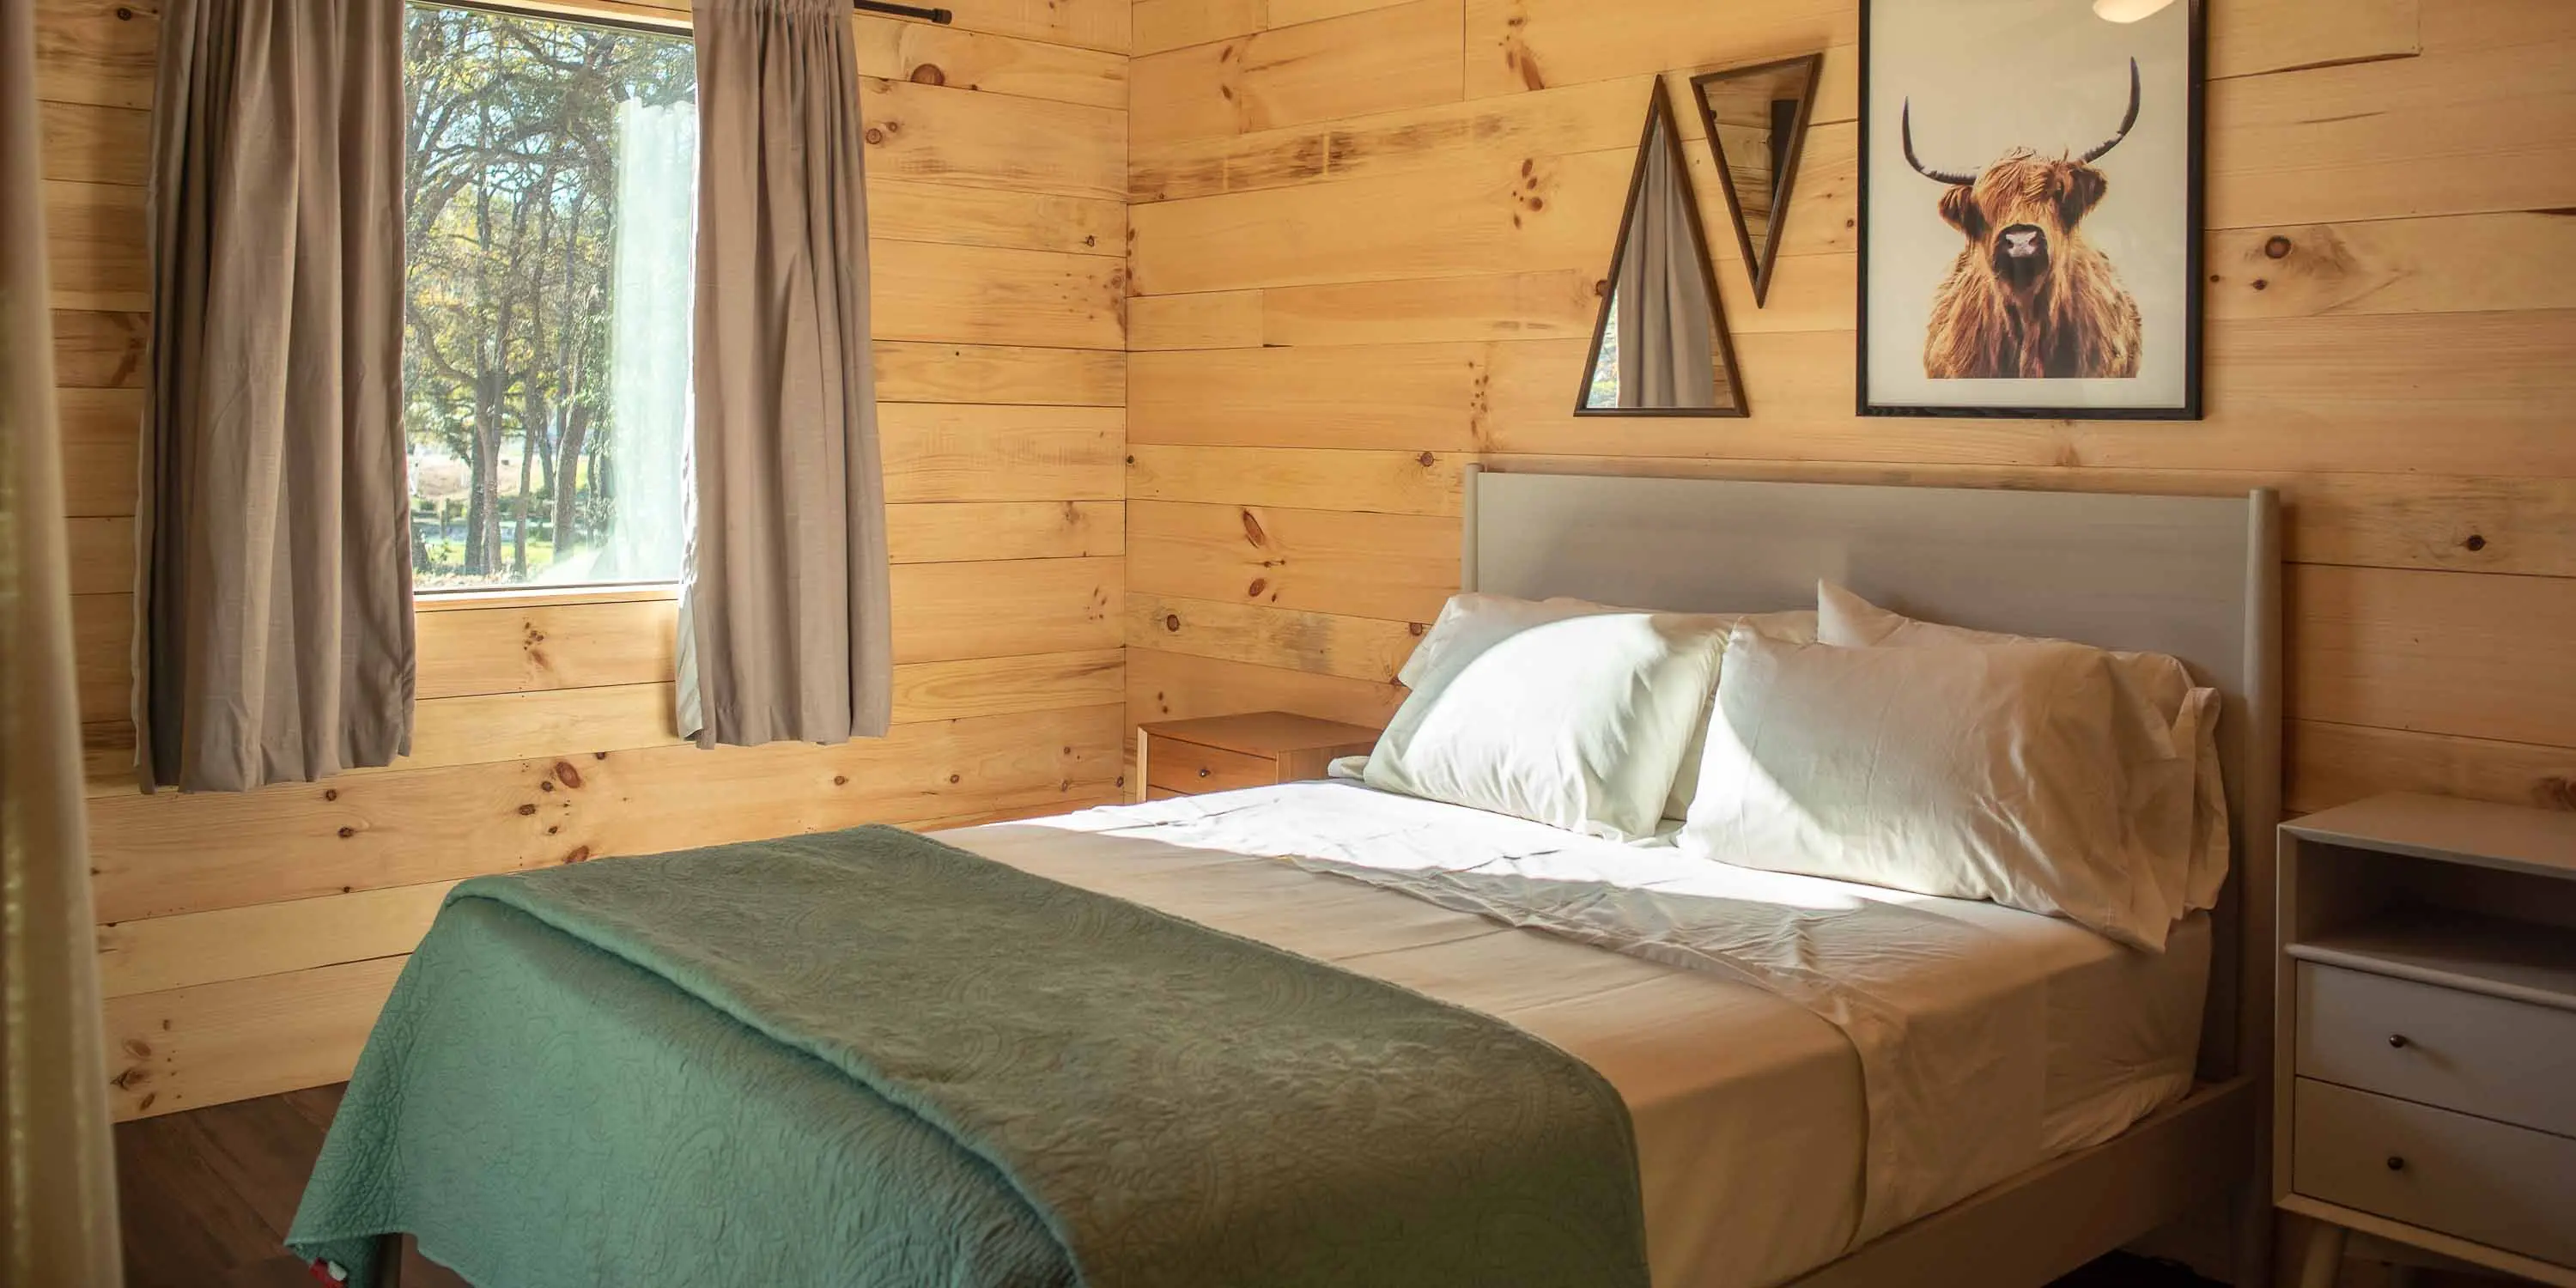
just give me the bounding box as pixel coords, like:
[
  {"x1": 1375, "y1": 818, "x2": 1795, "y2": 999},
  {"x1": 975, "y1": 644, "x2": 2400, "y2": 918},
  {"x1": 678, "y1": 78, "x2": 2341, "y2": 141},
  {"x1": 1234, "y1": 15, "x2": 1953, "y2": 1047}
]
[
  {"x1": 115, "y1": 1084, "x2": 467, "y2": 1288},
  {"x1": 116, "y1": 1086, "x2": 2236, "y2": 1288}
]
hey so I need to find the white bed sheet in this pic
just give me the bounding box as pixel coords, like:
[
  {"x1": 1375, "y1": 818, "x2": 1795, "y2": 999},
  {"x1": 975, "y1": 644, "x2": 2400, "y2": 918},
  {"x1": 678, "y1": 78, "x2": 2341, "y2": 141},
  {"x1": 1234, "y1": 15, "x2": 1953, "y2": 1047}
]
[{"x1": 937, "y1": 781, "x2": 2208, "y2": 1288}]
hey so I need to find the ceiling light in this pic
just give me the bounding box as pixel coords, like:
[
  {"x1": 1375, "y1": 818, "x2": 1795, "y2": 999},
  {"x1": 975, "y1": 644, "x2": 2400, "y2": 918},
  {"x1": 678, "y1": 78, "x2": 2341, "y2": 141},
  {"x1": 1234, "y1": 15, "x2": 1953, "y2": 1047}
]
[{"x1": 2093, "y1": 0, "x2": 2177, "y2": 21}]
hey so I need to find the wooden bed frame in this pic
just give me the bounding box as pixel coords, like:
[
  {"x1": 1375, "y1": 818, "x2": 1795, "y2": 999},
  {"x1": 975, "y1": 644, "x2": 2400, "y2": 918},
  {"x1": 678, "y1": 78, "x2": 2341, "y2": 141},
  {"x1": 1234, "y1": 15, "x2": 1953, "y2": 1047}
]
[
  {"x1": 370, "y1": 469, "x2": 2283, "y2": 1288},
  {"x1": 1462, "y1": 466, "x2": 2283, "y2": 1288}
]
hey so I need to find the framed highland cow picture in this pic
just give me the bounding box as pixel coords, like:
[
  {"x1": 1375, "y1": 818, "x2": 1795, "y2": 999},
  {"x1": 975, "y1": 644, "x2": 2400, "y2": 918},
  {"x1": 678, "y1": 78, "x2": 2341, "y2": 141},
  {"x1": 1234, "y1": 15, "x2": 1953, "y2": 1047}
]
[{"x1": 1858, "y1": 0, "x2": 2203, "y2": 419}]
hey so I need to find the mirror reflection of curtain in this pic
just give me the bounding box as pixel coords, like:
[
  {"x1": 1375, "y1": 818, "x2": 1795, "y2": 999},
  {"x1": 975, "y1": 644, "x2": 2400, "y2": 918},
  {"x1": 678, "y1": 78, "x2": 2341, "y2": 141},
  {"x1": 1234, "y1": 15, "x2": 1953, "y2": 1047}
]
[
  {"x1": 1612, "y1": 118, "x2": 1717, "y2": 409},
  {"x1": 0, "y1": 0, "x2": 124, "y2": 1271}
]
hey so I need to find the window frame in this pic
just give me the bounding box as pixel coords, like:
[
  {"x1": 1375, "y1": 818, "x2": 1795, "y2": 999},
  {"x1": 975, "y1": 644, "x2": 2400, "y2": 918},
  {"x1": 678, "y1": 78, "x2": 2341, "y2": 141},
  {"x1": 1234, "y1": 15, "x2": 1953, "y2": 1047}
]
[{"x1": 401, "y1": 0, "x2": 697, "y2": 612}]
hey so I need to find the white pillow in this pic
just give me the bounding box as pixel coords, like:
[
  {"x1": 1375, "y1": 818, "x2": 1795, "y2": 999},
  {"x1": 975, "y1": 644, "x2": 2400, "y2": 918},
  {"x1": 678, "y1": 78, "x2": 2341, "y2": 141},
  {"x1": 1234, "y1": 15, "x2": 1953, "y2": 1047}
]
[
  {"x1": 1387, "y1": 595, "x2": 1820, "y2": 825},
  {"x1": 1816, "y1": 583, "x2": 2228, "y2": 915},
  {"x1": 1681, "y1": 628, "x2": 2190, "y2": 950},
  {"x1": 1366, "y1": 598, "x2": 1729, "y2": 840},
  {"x1": 1395, "y1": 593, "x2": 1622, "y2": 690},
  {"x1": 1820, "y1": 580, "x2": 2193, "y2": 714},
  {"x1": 1662, "y1": 609, "x2": 1817, "y2": 821}
]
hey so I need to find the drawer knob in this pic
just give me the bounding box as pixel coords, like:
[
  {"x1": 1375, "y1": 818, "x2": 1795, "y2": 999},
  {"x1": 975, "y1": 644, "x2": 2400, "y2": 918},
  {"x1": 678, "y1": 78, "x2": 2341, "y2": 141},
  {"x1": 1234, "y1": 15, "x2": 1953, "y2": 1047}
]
[
  {"x1": 2385, "y1": 1156, "x2": 2407, "y2": 1172},
  {"x1": 1198, "y1": 767, "x2": 1211, "y2": 778},
  {"x1": 2386, "y1": 1034, "x2": 2409, "y2": 1049}
]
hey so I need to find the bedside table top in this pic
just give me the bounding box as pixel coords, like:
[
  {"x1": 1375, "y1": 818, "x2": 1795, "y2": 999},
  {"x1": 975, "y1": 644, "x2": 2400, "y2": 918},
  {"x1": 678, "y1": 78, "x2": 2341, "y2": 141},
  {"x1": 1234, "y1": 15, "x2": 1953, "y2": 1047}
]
[
  {"x1": 1139, "y1": 711, "x2": 1381, "y2": 758},
  {"x1": 2284, "y1": 793, "x2": 2576, "y2": 880}
]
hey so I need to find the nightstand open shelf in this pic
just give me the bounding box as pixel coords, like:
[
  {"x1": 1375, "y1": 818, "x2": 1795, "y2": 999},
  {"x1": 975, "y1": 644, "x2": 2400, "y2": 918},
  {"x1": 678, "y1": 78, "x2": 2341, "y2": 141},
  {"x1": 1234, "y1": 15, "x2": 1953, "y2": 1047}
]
[{"x1": 2289, "y1": 906, "x2": 2576, "y2": 1014}]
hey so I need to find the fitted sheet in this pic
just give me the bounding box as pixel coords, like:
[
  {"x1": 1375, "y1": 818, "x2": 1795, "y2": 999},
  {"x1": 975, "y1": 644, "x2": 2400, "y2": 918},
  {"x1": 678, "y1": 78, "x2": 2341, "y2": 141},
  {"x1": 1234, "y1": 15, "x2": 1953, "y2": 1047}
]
[{"x1": 939, "y1": 781, "x2": 2208, "y2": 1288}]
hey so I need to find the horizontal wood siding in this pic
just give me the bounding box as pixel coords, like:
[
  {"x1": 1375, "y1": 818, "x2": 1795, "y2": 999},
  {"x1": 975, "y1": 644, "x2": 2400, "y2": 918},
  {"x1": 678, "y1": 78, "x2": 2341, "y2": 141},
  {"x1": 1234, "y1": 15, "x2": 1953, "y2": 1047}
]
[
  {"x1": 1122, "y1": 0, "x2": 2576, "y2": 823},
  {"x1": 40, "y1": 0, "x2": 1129, "y2": 1116}
]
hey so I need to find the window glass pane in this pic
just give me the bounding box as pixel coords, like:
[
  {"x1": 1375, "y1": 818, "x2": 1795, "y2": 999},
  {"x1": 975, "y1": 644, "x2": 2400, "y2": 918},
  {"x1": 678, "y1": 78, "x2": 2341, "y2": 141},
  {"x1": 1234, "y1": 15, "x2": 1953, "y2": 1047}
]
[
  {"x1": 1586, "y1": 295, "x2": 1622, "y2": 410},
  {"x1": 402, "y1": 3, "x2": 697, "y2": 592}
]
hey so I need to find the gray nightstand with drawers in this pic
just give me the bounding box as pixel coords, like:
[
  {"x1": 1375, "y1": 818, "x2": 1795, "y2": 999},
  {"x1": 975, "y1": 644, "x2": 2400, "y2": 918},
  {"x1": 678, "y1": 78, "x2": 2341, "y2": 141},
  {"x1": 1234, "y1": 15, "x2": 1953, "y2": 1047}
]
[{"x1": 2275, "y1": 793, "x2": 2576, "y2": 1288}]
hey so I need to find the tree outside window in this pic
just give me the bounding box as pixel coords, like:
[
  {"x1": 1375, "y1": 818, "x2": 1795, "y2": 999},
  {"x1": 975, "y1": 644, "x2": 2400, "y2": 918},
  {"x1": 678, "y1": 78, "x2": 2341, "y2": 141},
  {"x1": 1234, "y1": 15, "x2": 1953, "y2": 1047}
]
[{"x1": 403, "y1": 2, "x2": 696, "y2": 591}]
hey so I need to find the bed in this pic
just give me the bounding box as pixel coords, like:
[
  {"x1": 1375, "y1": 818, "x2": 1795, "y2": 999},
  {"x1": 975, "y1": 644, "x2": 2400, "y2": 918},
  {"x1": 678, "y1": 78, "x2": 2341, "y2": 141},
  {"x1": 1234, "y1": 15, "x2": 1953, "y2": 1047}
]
[{"x1": 290, "y1": 471, "x2": 2281, "y2": 1288}]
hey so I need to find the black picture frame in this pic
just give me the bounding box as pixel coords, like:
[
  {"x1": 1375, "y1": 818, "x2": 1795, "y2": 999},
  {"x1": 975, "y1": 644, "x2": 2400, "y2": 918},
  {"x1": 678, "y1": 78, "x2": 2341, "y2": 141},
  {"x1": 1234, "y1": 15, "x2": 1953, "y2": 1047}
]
[
  {"x1": 1573, "y1": 77, "x2": 1749, "y2": 419},
  {"x1": 1856, "y1": 0, "x2": 2206, "y2": 420}
]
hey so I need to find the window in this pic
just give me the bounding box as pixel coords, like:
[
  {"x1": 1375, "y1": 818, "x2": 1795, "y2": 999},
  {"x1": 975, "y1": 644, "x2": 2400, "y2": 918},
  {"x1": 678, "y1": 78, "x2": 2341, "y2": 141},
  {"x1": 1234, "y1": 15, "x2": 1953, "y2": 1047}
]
[
  {"x1": 401, "y1": 2, "x2": 697, "y2": 592},
  {"x1": 1584, "y1": 295, "x2": 1622, "y2": 410}
]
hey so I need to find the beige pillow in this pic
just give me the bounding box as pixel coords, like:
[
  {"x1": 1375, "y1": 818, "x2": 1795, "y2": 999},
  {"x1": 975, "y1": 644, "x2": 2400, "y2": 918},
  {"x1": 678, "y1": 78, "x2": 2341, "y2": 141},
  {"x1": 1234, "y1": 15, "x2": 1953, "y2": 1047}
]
[
  {"x1": 1816, "y1": 582, "x2": 2228, "y2": 918},
  {"x1": 1681, "y1": 629, "x2": 2189, "y2": 950}
]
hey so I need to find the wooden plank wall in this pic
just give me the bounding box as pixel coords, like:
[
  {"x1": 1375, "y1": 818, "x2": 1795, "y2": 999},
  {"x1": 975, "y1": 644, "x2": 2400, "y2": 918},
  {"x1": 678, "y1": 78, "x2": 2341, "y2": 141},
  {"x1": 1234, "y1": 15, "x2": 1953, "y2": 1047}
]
[
  {"x1": 1122, "y1": 0, "x2": 2576, "y2": 816},
  {"x1": 39, "y1": 0, "x2": 1133, "y2": 1119}
]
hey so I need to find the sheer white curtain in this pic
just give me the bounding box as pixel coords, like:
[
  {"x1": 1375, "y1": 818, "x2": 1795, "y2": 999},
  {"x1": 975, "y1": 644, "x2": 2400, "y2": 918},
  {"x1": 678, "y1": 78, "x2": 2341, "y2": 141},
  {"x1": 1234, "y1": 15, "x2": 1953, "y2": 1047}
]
[{"x1": 582, "y1": 95, "x2": 696, "y2": 584}]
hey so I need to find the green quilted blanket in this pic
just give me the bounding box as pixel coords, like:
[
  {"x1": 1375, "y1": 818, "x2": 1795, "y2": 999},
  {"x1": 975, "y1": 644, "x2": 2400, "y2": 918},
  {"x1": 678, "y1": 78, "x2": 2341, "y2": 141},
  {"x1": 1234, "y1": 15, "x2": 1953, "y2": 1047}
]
[{"x1": 287, "y1": 824, "x2": 1649, "y2": 1288}]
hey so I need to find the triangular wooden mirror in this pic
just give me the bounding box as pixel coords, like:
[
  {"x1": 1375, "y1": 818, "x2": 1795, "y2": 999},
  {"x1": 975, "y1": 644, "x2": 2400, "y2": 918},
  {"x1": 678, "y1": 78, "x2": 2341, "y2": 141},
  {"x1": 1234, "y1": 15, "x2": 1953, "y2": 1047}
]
[
  {"x1": 1690, "y1": 53, "x2": 1824, "y2": 307},
  {"x1": 1577, "y1": 79, "x2": 1747, "y2": 417}
]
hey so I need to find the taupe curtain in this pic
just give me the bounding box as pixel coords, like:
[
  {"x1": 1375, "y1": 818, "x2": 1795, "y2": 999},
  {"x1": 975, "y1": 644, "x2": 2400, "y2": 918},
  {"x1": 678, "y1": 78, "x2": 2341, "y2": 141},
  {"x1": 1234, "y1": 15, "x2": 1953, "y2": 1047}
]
[
  {"x1": 0, "y1": 0, "x2": 123, "y2": 1270},
  {"x1": 678, "y1": 0, "x2": 892, "y2": 747},
  {"x1": 136, "y1": 0, "x2": 412, "y2": 792},
  {"x1": 1613, "y1": 115, "x2": 1717, "y2": 409}
]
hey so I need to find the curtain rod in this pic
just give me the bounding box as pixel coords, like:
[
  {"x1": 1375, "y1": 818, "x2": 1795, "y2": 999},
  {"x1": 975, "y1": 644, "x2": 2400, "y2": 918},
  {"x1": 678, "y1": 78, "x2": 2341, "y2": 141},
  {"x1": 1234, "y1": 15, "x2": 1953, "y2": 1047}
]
[{"x1": 855, "y1": 0, "x2": 951, "y2": 21}]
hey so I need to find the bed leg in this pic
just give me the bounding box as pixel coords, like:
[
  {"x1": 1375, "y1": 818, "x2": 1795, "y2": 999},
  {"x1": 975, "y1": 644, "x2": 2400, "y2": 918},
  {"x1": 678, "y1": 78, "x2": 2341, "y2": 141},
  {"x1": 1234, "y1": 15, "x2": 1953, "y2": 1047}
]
[{"x1": 377, "y1": 1234, "x2": 406, "y2": 1288}]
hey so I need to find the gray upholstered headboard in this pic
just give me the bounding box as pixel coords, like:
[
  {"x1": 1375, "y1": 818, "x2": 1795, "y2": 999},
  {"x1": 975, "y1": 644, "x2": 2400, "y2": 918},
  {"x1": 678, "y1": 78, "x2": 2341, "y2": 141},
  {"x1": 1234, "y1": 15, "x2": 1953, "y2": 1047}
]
[{"x1": 1461, "y1": 466, "x2": 2282, "y2": 1082}]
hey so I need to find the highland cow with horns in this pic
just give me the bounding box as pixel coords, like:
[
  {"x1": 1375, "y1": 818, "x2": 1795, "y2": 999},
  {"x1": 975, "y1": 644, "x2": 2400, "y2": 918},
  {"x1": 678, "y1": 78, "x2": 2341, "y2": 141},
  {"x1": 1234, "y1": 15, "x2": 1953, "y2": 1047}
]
[{"x1": 1909, "y1": 60, "x2": 2145, "y2": 380}]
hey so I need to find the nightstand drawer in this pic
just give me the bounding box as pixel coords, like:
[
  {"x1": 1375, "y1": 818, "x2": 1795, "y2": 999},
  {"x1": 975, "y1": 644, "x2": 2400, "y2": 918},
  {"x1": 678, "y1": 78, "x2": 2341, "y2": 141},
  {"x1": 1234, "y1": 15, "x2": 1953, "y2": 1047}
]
[
  {"x1": 1145, "y1": 738, "x2": 1276, "y2": 794},
  {"x1": 2297, "y1": 962, "x2": 2576, "y2": 1137},
  {"x1": 2293, "y1": 1078, "x2": 2576, "y2": 1268}
]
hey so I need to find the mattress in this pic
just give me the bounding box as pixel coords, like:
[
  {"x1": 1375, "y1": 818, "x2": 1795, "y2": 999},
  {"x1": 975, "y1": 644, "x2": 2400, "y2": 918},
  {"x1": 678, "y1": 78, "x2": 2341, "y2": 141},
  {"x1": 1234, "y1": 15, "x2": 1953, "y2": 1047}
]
[{"x1": 939, "y1": 781, "x2": 2209, "y2": 1288}]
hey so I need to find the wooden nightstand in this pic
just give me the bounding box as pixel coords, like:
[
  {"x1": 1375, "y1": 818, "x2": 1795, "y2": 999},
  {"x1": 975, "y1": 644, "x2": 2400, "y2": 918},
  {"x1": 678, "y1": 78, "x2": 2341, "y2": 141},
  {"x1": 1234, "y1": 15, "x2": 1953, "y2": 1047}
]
[
  {"x1": 1134, "y1": 712, "x2": 1379, "y2": 802},
  {"x1": 2275, "y1": 793, "x2": 2576, "y2": 1288}
]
